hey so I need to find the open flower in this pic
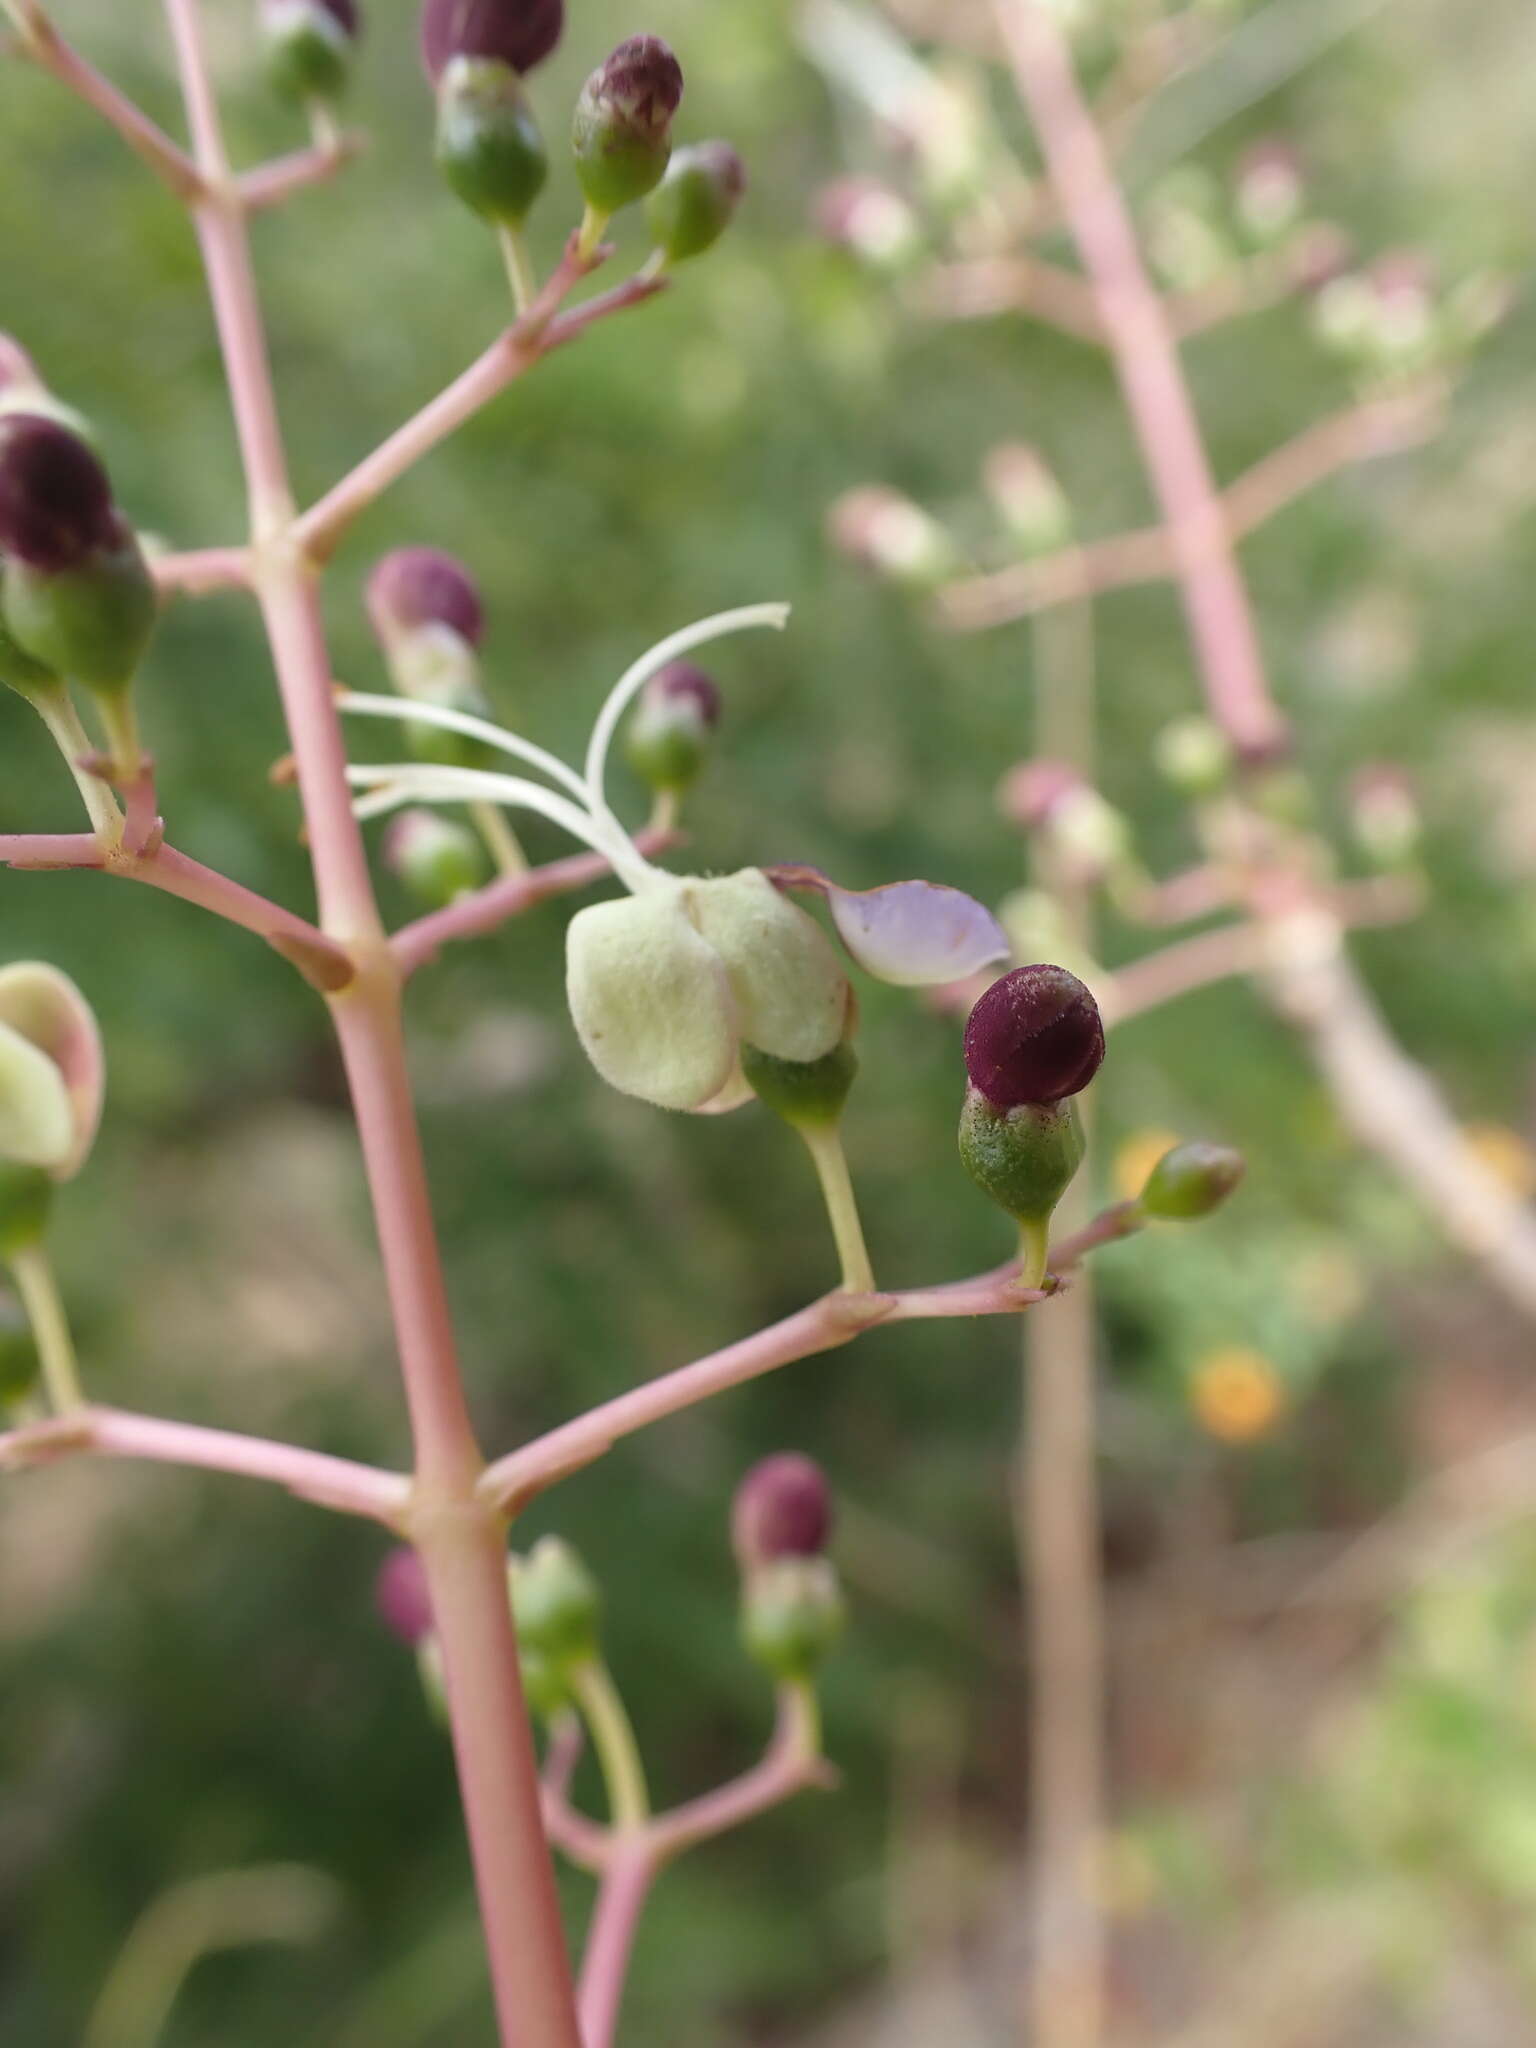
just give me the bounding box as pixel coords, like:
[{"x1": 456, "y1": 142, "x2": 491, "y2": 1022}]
[{"x1": 339, "y1": 603, "x2": 1009, "y2": 1112}]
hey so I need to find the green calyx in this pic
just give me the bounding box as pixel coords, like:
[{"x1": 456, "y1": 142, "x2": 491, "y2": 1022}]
[
  {"x1": 623, "y1": 695, "x2": 711, "y2": 793},
  {"x1": 393, "y1": 814, "x2": 486, "y2": 908},
  {"x1": 2, "y1": 535, "x2": 157, "y2": 697},
  {"x1": 741, "y1": 1557, "x2": 845, "y2": 1681},
  {"x1": 0, "y1": 608, "x2": 59, "y2": 701},
  {"x1": 0, "y1": 1162, "x2": 54, "y2": 1259},
  {"x1": 1138, "y1": 1140, "x2": 1245, "y2": 1221},
  {"x1": 436, "y1": 57, "x2": 548, "y2": 226},
  {"x1": 572, "y1": 105, "x2": 671, "y2": 219},
  {"x1": 958, "y1": 1084, "x2": 1084, "y2": 1231},
  {"x1": 509, "y1": 1536, "x2": 601, "y2": 1667},
  {"x1": 262, "y1": 3, "x2": 354, "y2": 105},
  {"x1": 519, "y1": 1647, "x2": 576, "y2": 1722},
  {"x1": 741, "y1": 1037, "x2": 857, "y2": 1130},
  {"x1": 646, "y1": 144, "x2": 743, "y2": 264}
]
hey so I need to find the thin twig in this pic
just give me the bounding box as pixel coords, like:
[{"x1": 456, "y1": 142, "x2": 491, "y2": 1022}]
[
  {"x1": 5, "y1": 0, "x2": 203, "y2": 199},
  {"x1": 239, "y1": 133, "x2": 363, "y2": 212},
  {"x1": 0, "y1": 1404, "x2": 410, "y2": 1521}
]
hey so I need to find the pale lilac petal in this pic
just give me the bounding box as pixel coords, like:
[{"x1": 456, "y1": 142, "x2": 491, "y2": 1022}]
[{"x1": 827, "y1": 880, "x2": 1009, "y2": 987}]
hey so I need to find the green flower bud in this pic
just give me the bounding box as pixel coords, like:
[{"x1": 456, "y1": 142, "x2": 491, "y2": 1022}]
[
  {"x1": 958, "y1": 1085, "x2": 1085, "y2": 1231},
  {"x1": 1137, "y1": 1140, "x2": 1245, "y2": 1220},
  {"x1": 382, "y1": 809, "x2": 487, "y2": 908},
  {"x1": 436, "y1": 56, "x2": 548, "y2": 225},
  {"x1": 1154, "y1": 716, "x2": 1231, "y2": 798},
  {"x1": 520, "y1": 1646, "x2": 575, "y2": 1721},
  {"x1": 509, "y1": 1536, "x2": 601, "y2": 1667},
  {"x1": 645, "y1": 140, "x2": 745, "y2": 263},
  {"x1": 0, "y1": 1292, "x2": 40, "y2": 1404},
  {"x1": 260, "y1": 0, "x2": 360, "y2": 106},
  {"x1": 0, "y1": 1163, "x2": 54, "y2": 1259},
  {"x1": 741, "y1": 1037, "x2": 857, "y2": 1130},
  {"x1": 572, "y1": 36, "x2": 683, "y2": 218},
  {"x1": 622, "y1": 660, "x2": 719, "y2": 795},
  {"x1": 741, "y1": 1556, "x2": 844, "y2": 1681},
  {"x1": 0, "y1": 608, "x2": 58, "y2": 701}
]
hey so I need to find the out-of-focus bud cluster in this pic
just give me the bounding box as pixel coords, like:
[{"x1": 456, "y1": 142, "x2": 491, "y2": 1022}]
[
  {"x1": 1154, "y1": 716, "x2": 1232, "y2": 799},
  {"x1": 734, "y1": 1455, "x2": 844, "y2": 1681},
  {"x1": 814, "y1": 178, "x2": 922, "y2": 275},
  {"x1": 827, "y1": 484, "x2": 956, "y2": 590},
  {"x1": 982, "y1": 443, "x2": 1073, "y2": 558},
  {"x1": 998, "y1": 758, "x2": 1134, "y2": 890},
  {"x1": 1347, "y1": 764, "x2": 1420, "y2": 870},
  {"x1": 1145, "y1": 166, "x2": 1236, "y2": 294},
  {"x1": 511, "y1": 1534, "x2": 602, "y2": 1716},
  {"x1": 1311, "y1": 250, "x2": 1511, "y2": 384},
  {"x1": 259, "y1": 0, "x2": 361, "y2": 108}
]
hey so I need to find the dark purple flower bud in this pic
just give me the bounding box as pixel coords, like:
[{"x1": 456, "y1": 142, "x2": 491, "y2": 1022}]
[
  {"x1": 0, "y1": 414, "x2": 120, "y2": 573},
  {"x1": 420, "y1": 0, "x2": 563, "y2": 81},
  {"x1": 366, "y1": 546, "x2": 485, "y2": 649},
  {"x1": 962, "y1": 964, "x2": 1105, "y2": 1110},
  {"x1": 375, "y1": 1546, "x2": 433, "y2": 1645},
  {"x1": 732, "y1": 1453, "x2": 833, "y2": 1571}
]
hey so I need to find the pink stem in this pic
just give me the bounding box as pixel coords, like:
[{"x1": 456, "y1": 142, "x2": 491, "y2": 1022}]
[
  {"x1": 0, "y1": 1405, "x2": 409, "y2": 1520},
  {"x1": 10, "y1": 1, "x2": 203, "y2": 197},
  {"x1": 646, "y1": 1692, "x2": 830, "y2": 1859},
  {"x1": 294, "y1": 271, "x2": 664, "y2": 562},
  {"x1": 991, "y1": 0, "x2": 1287, "y2": 760},
  {"x1": 153, "y1": 546, "x2": 253, "y2": 595},
  {"x1": 575, "y1": 1850, "x2": 655, "y2": 2048},
  {"x1": 393, "y1": 828, "x2": 680, "y2": 976},
  {"x1": 160, "y1": 6, "x2": 584, "y2": 2039},
  {"x1": 541, "y1": 1720, "x2": 611, "y2": 1872},
  {"x1": 0, "y1": 832, "x2": 103, "y2": 868},
  {"x1": 479, "y1": 1267, "x2": 1060, "y2": 1514},
  {"x1": 239, "y1": 135, "x2": 361, "y2": 212}
]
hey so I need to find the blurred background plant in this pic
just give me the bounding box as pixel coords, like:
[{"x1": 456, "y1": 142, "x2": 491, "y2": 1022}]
[{"x1": 2, "y1": 0, "x2": 1536, "y2": 2041}]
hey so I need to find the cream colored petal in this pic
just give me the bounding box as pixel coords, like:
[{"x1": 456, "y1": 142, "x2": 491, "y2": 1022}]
[
  {"x1": 0, "y1": 1018, "x2": 75, "y2": 1169},
  {"x1": 687, "y1": 869, "x2": 849, "y2": 1065},
  {"x1": 566, "y1": 885, "x2": 739, "y2": 1111},
  {"x1": 693, "y1": 1062, "x2": 755, "y2": 1115},
  {"x1": 0, "y1": 962, "x2": 103, "y2": 1177}
]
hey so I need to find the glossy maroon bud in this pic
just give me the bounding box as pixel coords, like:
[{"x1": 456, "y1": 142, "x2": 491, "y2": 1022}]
[
  {"x1": 0, "y1": 414, "x2": 120, "y2": 573},
  {"x1": 420, "y1": 0, "x2": 563, "y2": 81},
  {"x1": 963, "y1": 964, "x2": 1105, "y2": 1110},
  {"x1": 732, "y1": 1453, "x2": 833, "y2": 1571},
  {"x1": 375, "y1": 1546, "x2": 433, "y2": 1645},
  {"x1": 366, "y1": 546, "x2": 485, "y2": 648}
]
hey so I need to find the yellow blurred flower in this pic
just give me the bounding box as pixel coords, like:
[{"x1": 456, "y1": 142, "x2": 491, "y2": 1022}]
[
  {"x1": 1188, "y1": 1347, "x2": 1285, "y2": 1443},
  {"x1": 1464, "y1": 1122, "x2": 1536, "y2": 1200},
  {"x1": 1113, "y1": 1128, "x2": 1181, "y2": 1203}
]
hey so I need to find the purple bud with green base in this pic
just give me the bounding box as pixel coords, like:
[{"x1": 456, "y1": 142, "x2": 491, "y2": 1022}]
[
  {"x1": 0, "y1": 415, "x2": 156, "y2": 716},
  {"x1": 623, "y1": 660, "x2": 720, "y2": 795},
  {"x1": 741, "y1": 1557, "x2": 844, "y2": 1681},
  {"x1": 573, "y1": 36, "x2": 684, "y2": 219},
  {"x1": 1138, "y1": 1140, "x2": 1244, "y2": 1220},
  {"x1": 959, "y1": 966, "x2": 1104, "y2": 1284},
  {"x1": 366, "y1": 546, "x2": 485, "y2": 648},
  {"x1": 435, "y1": 56, "x2": 548, "y2": 226},
  {"x1": 732, "y1": 1453, "x2": 833, "y2": 1570},
  {"x1": 259, "y1": 0, "x2": 360, "y2": 106},
  {"x1": 420, "y1": 0, "x2": 563, "y2": 80},
  {"x1": 646, "y1": 141, "x2": 745, "y2": 263},
  {"x1": 374, "y1": 1545, "x2": 432, "y2": 1645}
]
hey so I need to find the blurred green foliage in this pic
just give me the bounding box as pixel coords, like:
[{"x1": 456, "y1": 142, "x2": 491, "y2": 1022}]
[{"x1": 2, "y1": 0, "x2": 1536, "y2": 2041}]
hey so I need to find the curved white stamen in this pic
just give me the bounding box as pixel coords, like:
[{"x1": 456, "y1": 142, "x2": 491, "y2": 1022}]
[
  {"x1": 582, "y1": 602, "x2": 792, "y2": 839},
  {"x1": 338, "y1": 692, "x2": 593, "y2": 805},
  {"x1": 346, "y1": 763, "x2": 654, "y2": 891}
]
